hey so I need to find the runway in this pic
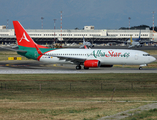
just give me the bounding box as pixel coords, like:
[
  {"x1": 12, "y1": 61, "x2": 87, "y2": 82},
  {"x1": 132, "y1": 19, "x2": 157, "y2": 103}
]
[
  {"x1": 0, "y1": 61, "x2": 156, "y2": 74},
  {"x1": 0, "y1": 68, "x2": 156, "y2": 74}
]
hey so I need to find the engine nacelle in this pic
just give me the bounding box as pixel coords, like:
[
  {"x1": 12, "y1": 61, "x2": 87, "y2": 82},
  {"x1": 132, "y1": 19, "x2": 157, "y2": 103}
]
[
  {"x1": 84, "y1": 60, "x2": 100, "y2": 68},
  {"x1": 100, "y1": 65, "x2": 113, "y2": 67}
]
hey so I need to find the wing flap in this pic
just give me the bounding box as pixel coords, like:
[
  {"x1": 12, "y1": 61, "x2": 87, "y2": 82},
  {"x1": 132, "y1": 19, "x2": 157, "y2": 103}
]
[{"x1": 57, "y1": 56, "x2": 86, "y2": 63}]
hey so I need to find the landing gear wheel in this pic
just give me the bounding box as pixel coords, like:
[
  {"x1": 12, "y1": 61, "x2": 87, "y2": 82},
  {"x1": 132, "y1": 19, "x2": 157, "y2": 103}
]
[
  {"x1": 76, "y1": 65, "x2": 81, "y2": 70},
  {"x1": 139, "y1": 67, "x2": 143, "y2": 70},
  {"x1": 84, "y1": 66, "x2": 89, "y2": 70}
]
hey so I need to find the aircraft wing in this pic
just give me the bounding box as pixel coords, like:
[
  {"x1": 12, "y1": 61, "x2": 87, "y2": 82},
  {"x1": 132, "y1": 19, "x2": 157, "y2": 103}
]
[
  {"x1": 0, "y1": 47, "x2": 27, "y2": 53},
  {"x1": 79, "y1": 45, "x2": 84, "y2": 48},
  {"x1": 35, "y1": 44, "x2": 86, "y2": 64},
  {"x1": 128, "y1": 45, "x2": 133, "y2": 48},
  {"x1": 80, "y1": 45, "x2": 88, "y2": 49},
  {"x1": 49, "y1": 54, "x2": 86, "y2": 64}
]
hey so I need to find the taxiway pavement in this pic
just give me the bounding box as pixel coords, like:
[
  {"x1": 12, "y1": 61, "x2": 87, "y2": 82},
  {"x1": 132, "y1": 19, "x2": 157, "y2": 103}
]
[{"x1": 0, "y1": 61, "x2": 156, "y2": 74}]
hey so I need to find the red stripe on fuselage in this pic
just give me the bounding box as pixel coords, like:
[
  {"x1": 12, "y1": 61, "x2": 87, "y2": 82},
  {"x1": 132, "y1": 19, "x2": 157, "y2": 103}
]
[
  {"x1": 36, "y1": 49, "x2": 58, "y2": 61},
  {"x1": 37, "y1": 55, "x2": 43, "y2": 61}
]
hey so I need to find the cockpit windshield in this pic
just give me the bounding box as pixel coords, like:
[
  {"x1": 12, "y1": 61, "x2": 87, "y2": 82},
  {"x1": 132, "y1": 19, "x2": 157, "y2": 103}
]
[{"x1": 143, "y1": 54, "x2": 150, "y2": 56}]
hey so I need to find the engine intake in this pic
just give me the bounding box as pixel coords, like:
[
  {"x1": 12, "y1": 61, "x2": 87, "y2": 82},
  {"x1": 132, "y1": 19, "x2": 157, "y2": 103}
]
[{"x1": 84, "y1": 60, "x2": 100, "y2": 68}]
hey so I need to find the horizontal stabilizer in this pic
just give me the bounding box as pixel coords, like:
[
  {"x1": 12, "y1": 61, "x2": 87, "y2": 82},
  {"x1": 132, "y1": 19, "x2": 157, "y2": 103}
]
[{"x1": 0, "y1": 47, "x2": 27, "y2": 53}]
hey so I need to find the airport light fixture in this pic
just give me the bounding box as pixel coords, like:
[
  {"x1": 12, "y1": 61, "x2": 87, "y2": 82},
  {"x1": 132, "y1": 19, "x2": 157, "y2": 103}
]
[
  {"x1": 54, "y1": 19, "x2": 56, "y2": 44},
  {"x1": 7, "y1": 19, "x2": 9, "y2": 29},
  {"x1": 128, "y1": 17, "x2": 131, "y2": 30},
  {"x1": 41, "y1": 17, "x2": 44, "y2": 29},
  {"x1": 152, "y1": 11, "x2": 155, "y2": 31}
]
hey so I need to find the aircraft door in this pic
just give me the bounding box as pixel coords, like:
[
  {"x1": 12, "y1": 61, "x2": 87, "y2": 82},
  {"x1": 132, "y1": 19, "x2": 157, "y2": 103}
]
[{"x1": 134, "y1": 53, "x2": 138, "y2": 60}]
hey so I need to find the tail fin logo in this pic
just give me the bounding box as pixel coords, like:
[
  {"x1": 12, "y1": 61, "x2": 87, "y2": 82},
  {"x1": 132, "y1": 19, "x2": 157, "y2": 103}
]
[{"x1": 19, "y1": 32, "x2": 30, "y2": 43}]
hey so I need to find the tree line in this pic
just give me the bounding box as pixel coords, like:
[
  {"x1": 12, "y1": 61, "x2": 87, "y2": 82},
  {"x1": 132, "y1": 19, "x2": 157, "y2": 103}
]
[{"x1": 119, "y1": 25, "x2": 157, "y2": 31}]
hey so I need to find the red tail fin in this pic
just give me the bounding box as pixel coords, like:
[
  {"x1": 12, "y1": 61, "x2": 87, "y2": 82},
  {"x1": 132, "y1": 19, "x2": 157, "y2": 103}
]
[
  {"x1": 13, "y1": 21, "x2": 47, "y2": 48},
  {"x1": 84, "y1": 45, "x2": 87, "y2": 49}
]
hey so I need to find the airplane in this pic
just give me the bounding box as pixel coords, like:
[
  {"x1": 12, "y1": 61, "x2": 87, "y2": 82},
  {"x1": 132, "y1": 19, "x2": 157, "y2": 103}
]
[
  {"x1": 128, "y1": 35, "x2": 142, "y2": 48},
  {"x1": 128, "y1": 31, "x2": 142, "y2": 48},
  {"x1": 12, "y1": 21, "x2": 156, "y2": 70},
  {"x1": 79, "y1": 36, "x2": 94, "y2": 48}
]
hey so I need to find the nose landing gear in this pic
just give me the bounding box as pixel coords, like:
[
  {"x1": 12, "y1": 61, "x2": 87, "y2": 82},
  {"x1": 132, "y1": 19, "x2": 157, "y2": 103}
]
[
  {"x1": 139, "y1": 67, "x2": 143, "y2": 70},
  {"x1": 139, "y1": 64, "x2": 147, "y2": 70}
]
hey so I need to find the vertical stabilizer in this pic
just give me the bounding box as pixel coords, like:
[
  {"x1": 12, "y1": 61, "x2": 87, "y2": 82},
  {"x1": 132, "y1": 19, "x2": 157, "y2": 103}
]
[
  {"x1": 130, "y1": 35, "x2": 133, "y2": 45},
  {"x1": 13, "y1": 21, "x2": 47, "y2": 48},
  {"x1": 83, "y1": 36, "x2": 85, "y2": 44}
]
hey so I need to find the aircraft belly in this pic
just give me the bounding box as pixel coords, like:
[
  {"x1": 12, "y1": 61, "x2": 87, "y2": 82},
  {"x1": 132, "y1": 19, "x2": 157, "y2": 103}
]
[{"x1": 99, "y1": 57, "x2": 127, "y2": 65}]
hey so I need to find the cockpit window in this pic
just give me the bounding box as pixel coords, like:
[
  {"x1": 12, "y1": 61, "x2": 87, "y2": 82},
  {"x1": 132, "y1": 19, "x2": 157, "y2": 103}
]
[{"x1": 143, "y1": 54, "x2": 150, "y2": 56}]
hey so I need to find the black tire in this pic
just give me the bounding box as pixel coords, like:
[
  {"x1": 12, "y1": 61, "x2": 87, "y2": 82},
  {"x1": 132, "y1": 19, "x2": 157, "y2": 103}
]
[
  {"x1": 139, "y1": 67, "x2": 142, "y2": 70},
  {"x1": 76, "y1": 65, "x2": 81, "y2": 70}
]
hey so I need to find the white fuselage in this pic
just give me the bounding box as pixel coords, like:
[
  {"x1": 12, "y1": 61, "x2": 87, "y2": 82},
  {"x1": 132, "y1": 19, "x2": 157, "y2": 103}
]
[{"x1": 38, "y1": 49, "x2": 156, "y2": 66}]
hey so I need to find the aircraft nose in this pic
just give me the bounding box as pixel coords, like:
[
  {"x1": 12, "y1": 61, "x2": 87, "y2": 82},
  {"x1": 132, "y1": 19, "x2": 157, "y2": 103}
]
[{"x1": 150, "y1": 56, "x2": 156, "y2": 62}]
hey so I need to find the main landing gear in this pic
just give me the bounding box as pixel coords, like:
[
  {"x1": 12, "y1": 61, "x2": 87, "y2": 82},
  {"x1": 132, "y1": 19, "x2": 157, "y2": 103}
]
[
  {"x1": 76, "y1": 65, "x2": 89, "y2": 70},
  {"x1": 76, "y1": 65, "x2": 81, "y2": 70}
]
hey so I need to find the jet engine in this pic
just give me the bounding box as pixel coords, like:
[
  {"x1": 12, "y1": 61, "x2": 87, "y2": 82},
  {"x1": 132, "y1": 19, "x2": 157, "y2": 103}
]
[{"x1": 84, "y1": 60, "x2": 100, "y2": 68}]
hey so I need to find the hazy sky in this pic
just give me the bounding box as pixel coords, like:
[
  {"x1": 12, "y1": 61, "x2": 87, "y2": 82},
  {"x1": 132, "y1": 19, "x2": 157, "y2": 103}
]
[{"x1": 0, "y1": 0, "x2": 157, "y2": 29}]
